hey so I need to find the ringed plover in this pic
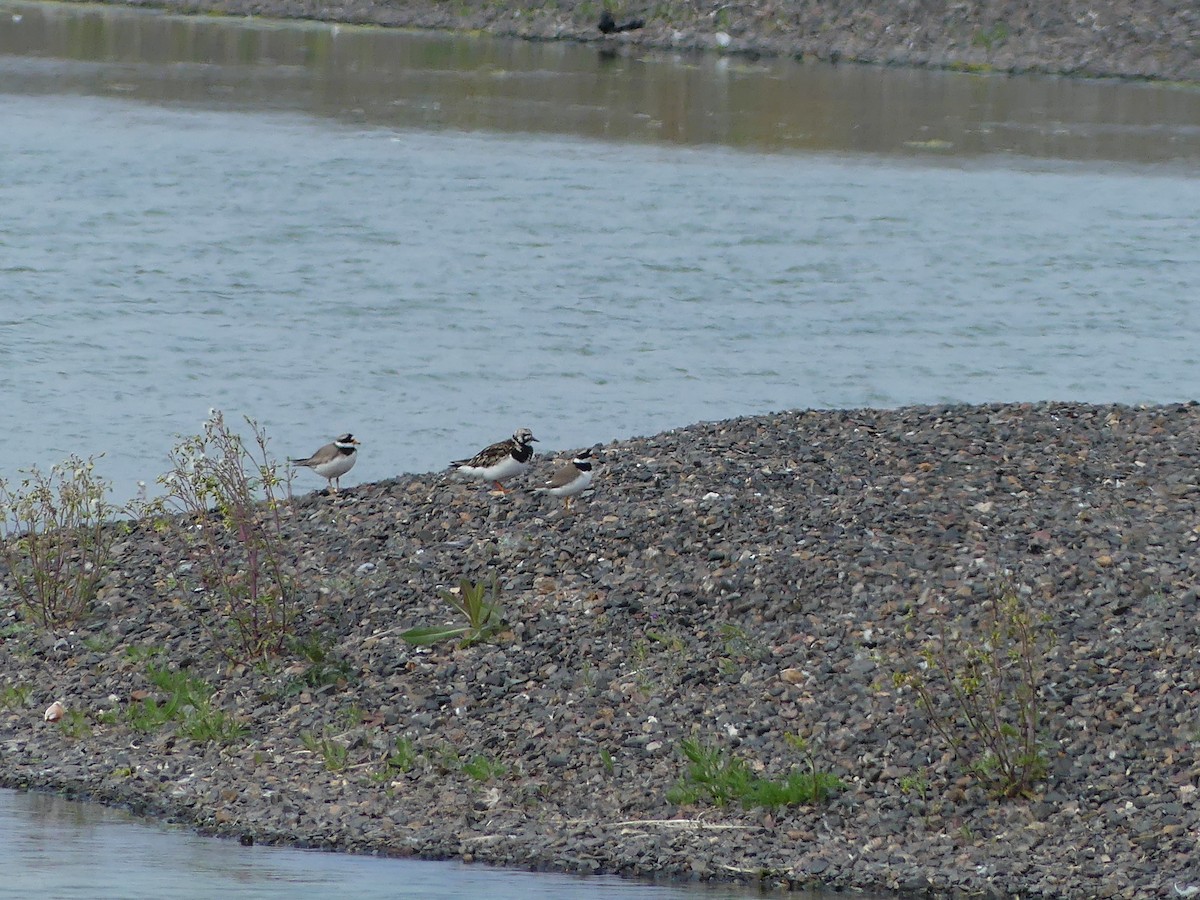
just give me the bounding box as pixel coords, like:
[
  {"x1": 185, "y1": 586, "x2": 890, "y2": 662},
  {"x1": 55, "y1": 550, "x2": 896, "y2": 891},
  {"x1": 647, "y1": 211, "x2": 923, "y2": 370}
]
[
  {"x1": 534, "y1": 449, "x2": 595, "y2": 511},
  {"x1": 290, "y1": 433, "x2": 360, "y2": 492}
]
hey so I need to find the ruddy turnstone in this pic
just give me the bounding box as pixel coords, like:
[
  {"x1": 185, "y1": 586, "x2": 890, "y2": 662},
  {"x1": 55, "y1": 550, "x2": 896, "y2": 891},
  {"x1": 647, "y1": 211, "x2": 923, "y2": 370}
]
[
  {"x1": 534, "y1": 449, "x2": 595, "y2": 511},
  {"x1": 450, "y1": 427, "x2": 538, "y2": 492},
  {"x1": 289, "y1": 433, "x2": 360, "y2": 492}
]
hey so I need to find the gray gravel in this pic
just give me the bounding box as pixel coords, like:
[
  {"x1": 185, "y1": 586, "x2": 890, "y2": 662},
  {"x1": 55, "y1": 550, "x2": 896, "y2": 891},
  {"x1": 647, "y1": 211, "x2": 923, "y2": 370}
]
[
  {"x1": 3, "y1": 402, "x2": 1200, "y2": 898},
  {"x1": 71, "y1": 0, "x2": 1200, "y2": 82}
]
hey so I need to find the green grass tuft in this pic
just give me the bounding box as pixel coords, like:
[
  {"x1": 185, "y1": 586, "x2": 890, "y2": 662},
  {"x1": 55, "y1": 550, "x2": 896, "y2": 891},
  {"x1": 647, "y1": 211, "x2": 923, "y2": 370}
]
[{"x1": 667, "y1": 737, "x2": 844, "y2": 809}]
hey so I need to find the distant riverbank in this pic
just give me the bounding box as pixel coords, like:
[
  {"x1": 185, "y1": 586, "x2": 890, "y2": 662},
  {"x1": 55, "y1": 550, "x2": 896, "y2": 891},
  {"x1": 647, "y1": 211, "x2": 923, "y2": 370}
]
[
  {"x1": 67, "y1": 0, "x2": 1200, "y2": 81},
  {"x1": 2, "y1": 403, "x2": 1199, "y2": 898}
]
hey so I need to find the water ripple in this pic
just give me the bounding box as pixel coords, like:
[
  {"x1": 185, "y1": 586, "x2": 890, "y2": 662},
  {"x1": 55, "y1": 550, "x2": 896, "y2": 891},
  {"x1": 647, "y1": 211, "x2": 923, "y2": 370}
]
[{"x1": 0, "y1": 64, "x2": 1197, "y2": 503}]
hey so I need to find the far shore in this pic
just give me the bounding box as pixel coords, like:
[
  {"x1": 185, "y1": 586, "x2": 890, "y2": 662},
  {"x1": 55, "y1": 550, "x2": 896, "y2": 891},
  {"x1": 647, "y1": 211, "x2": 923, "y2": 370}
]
[{"x1": 62, "y1": 0, "x2": 1200, "y2": 82}]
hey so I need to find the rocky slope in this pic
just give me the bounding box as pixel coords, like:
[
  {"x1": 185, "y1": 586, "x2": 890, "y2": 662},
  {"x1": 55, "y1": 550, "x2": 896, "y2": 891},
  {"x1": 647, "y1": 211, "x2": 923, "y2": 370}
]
[{"x1": 3, "y1": 402, "x2": 1199, "y2": 898}]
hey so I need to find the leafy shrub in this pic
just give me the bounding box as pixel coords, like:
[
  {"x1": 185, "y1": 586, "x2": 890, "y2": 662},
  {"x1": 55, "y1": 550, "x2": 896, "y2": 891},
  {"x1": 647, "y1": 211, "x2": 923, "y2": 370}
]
[
  {"x1": 0, "y1": 455, "x2": 117, "y2": 628},
  {"x1": 893, "y1": 581, "x2": 1055, "y2": 798},
  {"x1": 160, "y1": 411, "x2": 295, "y2": 662}
]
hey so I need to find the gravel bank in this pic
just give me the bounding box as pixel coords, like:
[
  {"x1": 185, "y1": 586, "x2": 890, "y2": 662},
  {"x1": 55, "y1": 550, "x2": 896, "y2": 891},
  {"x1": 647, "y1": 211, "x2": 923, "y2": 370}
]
[
  {"x1": 73, "y1": 0, "x2": 1200, "y2": 81},
  {"x1": 3, "y1": 402, "x2": 1199, "y2": 898}
]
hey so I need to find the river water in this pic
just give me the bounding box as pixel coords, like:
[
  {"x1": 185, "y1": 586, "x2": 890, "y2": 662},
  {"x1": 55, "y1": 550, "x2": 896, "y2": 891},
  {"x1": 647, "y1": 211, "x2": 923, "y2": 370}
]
[
  {"x1": 1, "y1": 0, "x2": 1198, "y2": 504},
  {"x1": 0, "y1": 787, "x2": 779, "y2": 899},
  {"x1": 0, "y1": 4, "x2": 1197, "y2": 893}
]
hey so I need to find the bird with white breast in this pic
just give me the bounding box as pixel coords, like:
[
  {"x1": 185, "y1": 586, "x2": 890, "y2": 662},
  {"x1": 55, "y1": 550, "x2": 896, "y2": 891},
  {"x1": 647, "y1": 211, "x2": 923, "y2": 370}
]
[
  {"x1": 534, "y1": 449, "x2": 595, "y2": 512},
  {"x1": 450, "y1": 427, "x2": 538, "y2": 493},
  {"x1": 289, "y1": 433, "x2": 360, "y2": 493}
]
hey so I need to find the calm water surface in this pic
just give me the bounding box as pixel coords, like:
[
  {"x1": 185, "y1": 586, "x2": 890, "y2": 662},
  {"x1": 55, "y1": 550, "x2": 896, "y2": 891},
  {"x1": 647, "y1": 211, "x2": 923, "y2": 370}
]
[
  {"x1": 1, "y1": 2, "x2": 1198, "y2": 502},
  {"x1": 0, "y1": 788, "x2": 784, "y2": 899}
]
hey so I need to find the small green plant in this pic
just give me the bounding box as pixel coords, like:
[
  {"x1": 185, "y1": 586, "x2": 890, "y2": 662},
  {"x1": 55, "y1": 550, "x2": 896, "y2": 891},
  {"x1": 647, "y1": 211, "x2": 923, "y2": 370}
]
[
  {"x1": 599, "y1": 747, "x2": 615, "y2": 775},
  {"x1": 719, "y1": 623, "x2": 761, "y2": 657},
  {"x1": 180, "y1": 704, "x2": 246, "y2": 744},
  {"x1": 123, "y1": 695, "x2": 180, "y2": 732},
  {"x1": 0, "y1": 620, "x2": 30, "y2": 642},
  {"x1": 898, "y1": 770, "x2": 930, "y2": 801},
  {"x1": 375, "y1": 735, "x2": 419, "y2": 780},
  {"x1": 667, "y1": 736, "x2": 844, "y2": 809},
  {"x1": 782, "y1": 732, "x2": 846, "y2": 804},
  {"x1": 898, "y1": 767, "x2": 934, "y2": 824},
  {"x1": 646, "y1": 629, "x2": 686, "y2": 652},
  {"x1": 165, "y1": 667, "x2": 245, "y2": 743},
  {"x1": 462, "y1": 754, "x2": 507, "y2": 783},
  {"x1": 0, "y1": 455, "x2": 117, "y2": 628},
  {"x1": 58, "y1": 708, "x2": 92, "y2": 739},
  {"x1": 116, "y1": 665, "x2": 246, "y2": 744},
  {"x1": 81, "y1": 633, "x2": 118, "y2": 653},
  {"x1": 717, "y1": 622, "x2": 765, "y2": 679},
  {"x1": 668, "y1": 739, "x2": 744, "y2": 806},
  {"x1": 0, "y1": 683, "x2": 33, "y2": 710},
  {"x1": 892, "y1": 582, "x2": 1055, "y2": 798},
  {"x1": 579, "y1": 660, "x2": 596, "y2": 691},
  {"x1": 631, "y1": 638, "x2": 649, "y2": 663},
  {"x1": 124, "y1": 644, "x2": 165, "y2": 663},
  {"x1": 301, "y1": 729, "x2": 349, "y2": 772},
  {"x1": 401, "y1": 574, "x2": 504, "y2": 648},
  {"x1": 160, "y1": 411, "x2": 295, "y2": 662},
  {"x1": 146, "y1": 665, "x2": 212, "y2": 701},
  {"x1": 284, "y1": 634, "x2": 354, "y2": 695},
  {"x1": 433, "y1": 742, "x2": 462, "y2": 774},
  {"x1": 972, "y1": 22, "x2": 1010, "y2": 50}
]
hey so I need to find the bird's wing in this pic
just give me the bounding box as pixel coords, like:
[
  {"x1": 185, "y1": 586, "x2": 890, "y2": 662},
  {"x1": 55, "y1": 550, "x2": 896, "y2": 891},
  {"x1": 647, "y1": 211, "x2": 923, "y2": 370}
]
[
  {"x1": 542, "y1": 463, "x2": 579, "y2": 489},
  {"x1": 293, "y1": 442, "x2": 338, "y2": 466},
  {"x1": 453, "y1": 439, "x2": 510, "y2": 469}
]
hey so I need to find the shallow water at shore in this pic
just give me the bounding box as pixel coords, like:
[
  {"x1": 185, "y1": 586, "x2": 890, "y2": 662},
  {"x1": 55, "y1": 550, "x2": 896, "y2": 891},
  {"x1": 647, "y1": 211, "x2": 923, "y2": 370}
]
[{"x1": 1, "y1": 788, "x2": 788, "y2": 899}]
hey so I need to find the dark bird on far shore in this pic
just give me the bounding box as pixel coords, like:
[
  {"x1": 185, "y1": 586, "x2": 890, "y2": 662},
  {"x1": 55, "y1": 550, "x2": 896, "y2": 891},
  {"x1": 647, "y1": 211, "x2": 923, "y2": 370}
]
[{"x1": 599, "y1": 10, "x2": 645, "y2": 34}]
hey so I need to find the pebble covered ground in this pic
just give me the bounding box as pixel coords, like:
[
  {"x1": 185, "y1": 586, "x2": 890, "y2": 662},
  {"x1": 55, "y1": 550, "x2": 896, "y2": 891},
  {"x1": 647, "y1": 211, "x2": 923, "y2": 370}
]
[
  {"x1": 2, "y1": 402, "x2": 1200, "y2": 898},
  {"x1": 76, "y1": 0, "x2": 1200, "y2": 82}
]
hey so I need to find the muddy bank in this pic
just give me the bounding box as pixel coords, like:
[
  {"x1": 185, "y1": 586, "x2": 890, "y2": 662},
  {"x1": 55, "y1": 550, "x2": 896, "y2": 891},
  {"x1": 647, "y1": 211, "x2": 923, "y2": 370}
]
[
  {"x1": 69, "y1": 0, "x2": 1200, "y2": 81},
  {"x1": 2, "y1": 402, "x2": 1199, "y2": 898}
]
